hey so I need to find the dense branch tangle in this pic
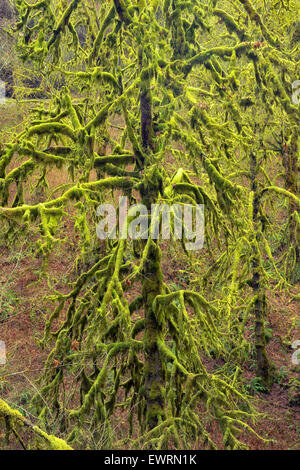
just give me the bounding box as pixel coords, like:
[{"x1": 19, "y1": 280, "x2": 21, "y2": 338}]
[{"x1": 0, "y1": 0, "x2": 298, "y2": 450}]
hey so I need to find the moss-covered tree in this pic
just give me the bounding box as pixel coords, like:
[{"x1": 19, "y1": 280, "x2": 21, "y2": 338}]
[{"x1": 0, "y1": 0, "x2": 299, "y2": 450}]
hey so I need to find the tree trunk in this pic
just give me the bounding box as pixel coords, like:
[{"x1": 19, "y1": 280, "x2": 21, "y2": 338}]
[
  {"x1": 142, "y1": 240, "x2": 165, "y2": 429},
  {"x1": 139, "y1": 45, "x2": 165, "y2": 430},
  {"x1": 251, "y1": 153, "x2": 271, "y2": 389}
]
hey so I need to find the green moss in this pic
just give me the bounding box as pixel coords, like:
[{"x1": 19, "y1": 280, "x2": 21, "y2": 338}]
[
  {"x1": 0, "y1": 398, "x2": 72, "y2": 450},
  {"x1": 33, "y1": 427, "x2": 73, "y2": 450}
]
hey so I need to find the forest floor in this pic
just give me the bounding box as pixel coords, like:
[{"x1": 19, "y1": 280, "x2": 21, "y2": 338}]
[{"x1": 0, "y1": 102, "x2": 299, "y2": 450}]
